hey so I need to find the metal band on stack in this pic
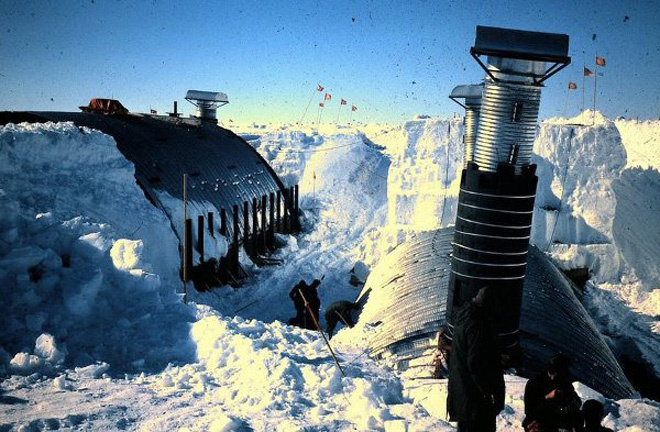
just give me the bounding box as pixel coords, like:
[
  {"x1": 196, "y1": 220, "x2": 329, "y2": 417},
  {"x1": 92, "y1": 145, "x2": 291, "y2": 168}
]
[{"x1": 446, "y1": 161, "x2": 537, "y2": 349}]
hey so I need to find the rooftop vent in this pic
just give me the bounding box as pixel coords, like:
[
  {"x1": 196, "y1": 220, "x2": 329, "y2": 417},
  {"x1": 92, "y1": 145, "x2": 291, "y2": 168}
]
[
  {"x1": 185, "y1": 90, "x2": 229, "y2": 124},
  {"x1": 470, "y1": 26, "x2": 570, "y2": 172},
  {"x1": 449, "y1": 84, "x2": 483, "y2": 168},
  {"x1": 445, "y1": 26, "x2": 570, "y2": 359}
]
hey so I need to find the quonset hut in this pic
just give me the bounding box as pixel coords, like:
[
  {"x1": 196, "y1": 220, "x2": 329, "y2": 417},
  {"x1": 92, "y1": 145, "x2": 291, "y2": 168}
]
[
  {"x1": 0, "y1": 95, "x2": 297, "y2": 284},
  {"x1": 356, "y1": 229, "x2": 635, "y2": 400}
]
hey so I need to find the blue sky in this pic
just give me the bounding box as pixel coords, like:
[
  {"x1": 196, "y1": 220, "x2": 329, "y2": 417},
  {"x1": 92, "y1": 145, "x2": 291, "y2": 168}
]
[{"x1": 0, "y1": 0, "x2": 658, "y2": 123}]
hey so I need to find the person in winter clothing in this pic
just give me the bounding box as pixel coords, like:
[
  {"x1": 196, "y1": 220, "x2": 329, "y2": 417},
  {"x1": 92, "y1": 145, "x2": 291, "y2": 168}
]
[
  {"x1": 523, "y1": 353, "x2": 582, "y2": 432},
  {"x1": 288, "y1": 279, "x2": 322, "y2": 330},
  {"x1": 325, "y1": 300, "x2": 359, "y2": 339},
  {"x1": 447, "y1": 286, "x2": 505, "y2": 432},
  {"x1": 580, "y1": 399, "x2": 613, "y2": 432}
]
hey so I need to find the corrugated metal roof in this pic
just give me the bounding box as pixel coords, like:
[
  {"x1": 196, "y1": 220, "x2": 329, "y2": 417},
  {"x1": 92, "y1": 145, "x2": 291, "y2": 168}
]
[
  {"x1": 357, "y1": 228, "x2": 634, "y2": 399},
  {"x1": 12, "y1": 111, "x2": 285, "y2": 242}
]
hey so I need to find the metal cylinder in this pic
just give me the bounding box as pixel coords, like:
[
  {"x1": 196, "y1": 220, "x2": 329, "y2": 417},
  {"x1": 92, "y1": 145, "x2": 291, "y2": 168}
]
[
  {"x1": 463, "y1": 101, "x2": 481, "y2": 168},
  {"x1": 472, "y1": 79, "x2": 541, "y2": 172}
]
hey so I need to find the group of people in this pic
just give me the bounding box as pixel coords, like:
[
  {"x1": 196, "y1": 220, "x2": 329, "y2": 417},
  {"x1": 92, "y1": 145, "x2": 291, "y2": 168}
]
[
  {"x1": 447, "y1": 287, "x2": 613, "y2": 432},
  {"x1": 287, "y1": 280, "x2": 614, "y2": 431},
  {"x1": 287, "y1": 277, "x2": 360, "y2": 339}
]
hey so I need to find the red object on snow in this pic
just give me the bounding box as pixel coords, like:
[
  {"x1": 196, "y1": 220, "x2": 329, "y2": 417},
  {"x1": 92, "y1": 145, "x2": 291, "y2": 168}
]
[{"x1": 79, "y1": 98, "x2": 129, "y2": 115}]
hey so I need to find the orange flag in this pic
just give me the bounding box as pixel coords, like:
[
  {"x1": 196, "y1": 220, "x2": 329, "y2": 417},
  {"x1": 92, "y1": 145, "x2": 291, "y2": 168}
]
[
  {"x1": 324, "y1": 93, "x2": 332, "y2": 101},
  {"x1": 596, "y1": 56, "x2": 606, "y2": 67},
  {"x1": 568, "y1": 82, "x2": 577, "y2": 90}
]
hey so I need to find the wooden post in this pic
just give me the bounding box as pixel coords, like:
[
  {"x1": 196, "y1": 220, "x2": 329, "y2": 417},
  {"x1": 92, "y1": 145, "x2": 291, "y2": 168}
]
[
  {"x1": 294, "y1": 184, "x2": 299, "y2": 231},
  {"x1": 207, "y1": 211, "x2": 214, "y2": 238},
  {"x1": 276, "y1": 190, "x2": 281, "y2": 232},
  {"x1": 232, "y1": 204, "x2": 239, "y2": 272},
  {"x1": 182, "y1": 174, "x2": 188, "y2": 303},
  {"x1": 269, "y1": 192, "x2": 275, "y2": 248},
  {"x1": 261, "y1": 195, "x2": 267, "y2": 251},
  {"x1": 184, "y1": 218, "x2": 193, "y2": 281},
  {"x1": 243, "y1": 200, "x2": 249, "y2": 251},
  {"x1": 288, "y1": 186, "x2": 295, "y2": 232},
  {"x1": 252, "y1": 197, "x2": 258, "y2": 252},
  {"x1": 283, "y1": 188, "x2": 289, "y2": 234},
  {"x1": 220, "y1": 208, "x2": 227, "y2": 236},
  {"x1": 197, "y1": 215, "x2": 205, "y2": 262}
]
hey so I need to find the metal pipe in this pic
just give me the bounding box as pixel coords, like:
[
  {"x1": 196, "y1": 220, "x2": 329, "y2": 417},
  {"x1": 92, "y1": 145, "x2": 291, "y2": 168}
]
[{"x1": 472, "y1": 81, "x2": 541, "y2": 172}]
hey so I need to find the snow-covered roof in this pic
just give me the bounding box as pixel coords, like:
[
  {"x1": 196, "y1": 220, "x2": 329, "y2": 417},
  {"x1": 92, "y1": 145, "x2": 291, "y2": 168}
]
[{"x1": 15, "y1": 111, "x2": 284, "y2": 243}]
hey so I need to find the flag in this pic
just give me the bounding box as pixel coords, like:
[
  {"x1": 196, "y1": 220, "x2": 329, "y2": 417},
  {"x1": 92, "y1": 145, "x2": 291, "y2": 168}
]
[
  {"x1": 150, "y1": 109, "x2": 157, "y2": 114},
  {"x1": 317, "y1": 84, "x2": 324, "y2": 92},
  {"x1": 584, "y1": 67, "x2": 594, "y2": 77},
  {"x1": 595, "y1": 56, "x2": 606, "y2": 67},
  {"x1": 568, "y1": 82, "x2": 577, "y2": 90},
  {"x1": 340, "y1": 99, "x2": 347, "y2": 105},
  {"x1": 351, "y1": 105, "x2": 357, "y2": 112},
  {"x1": 319, "y1": 102, "x2": 324, "y2": 107},
  {"x1": 324, "y1": 93, "x2": 332, "y2": 101}
]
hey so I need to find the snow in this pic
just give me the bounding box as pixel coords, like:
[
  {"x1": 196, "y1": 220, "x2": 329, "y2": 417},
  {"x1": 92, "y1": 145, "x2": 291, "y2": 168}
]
[{"x1": 1, "y1": 117, "x2": 659, "y2": 430}]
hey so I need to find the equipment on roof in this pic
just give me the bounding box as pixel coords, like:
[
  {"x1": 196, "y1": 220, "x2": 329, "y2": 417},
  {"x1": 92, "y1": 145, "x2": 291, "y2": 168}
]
[
  {"x1": 445, "y1": 26, "x2": 570, "y2": 358},
  {"x1": 449, "y1": 84, "x2": 484, "y2": 168},
  {"x1": 185, "y1": 90, "x2": 229, "y2": 124},
  {"x1": 79, "y1": 98, "x2": 129, "y2": 115}
]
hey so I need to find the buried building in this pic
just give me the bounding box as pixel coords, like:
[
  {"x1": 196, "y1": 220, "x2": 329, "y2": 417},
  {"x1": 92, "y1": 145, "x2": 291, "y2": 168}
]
[
  {"x1": 0, "y1": 93, "x2": 299, "y2": 286},
  {"x1": 356, "y1": 25, "x2": 634, "y2": 401},
  {"x1": 356, "y1": 228, "x2": 635, "y2": 400}
]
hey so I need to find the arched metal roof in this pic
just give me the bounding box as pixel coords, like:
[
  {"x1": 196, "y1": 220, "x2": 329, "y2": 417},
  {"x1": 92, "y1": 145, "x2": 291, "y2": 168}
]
[
  {"x1": 357, "y1": 228, "x2": 634, "y2": 400},
  {"x1": 0, "y1": 111, "x2": 286, "y2": 242}
]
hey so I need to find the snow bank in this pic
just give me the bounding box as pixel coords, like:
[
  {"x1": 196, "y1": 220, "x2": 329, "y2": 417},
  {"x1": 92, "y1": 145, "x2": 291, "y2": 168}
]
[{"x1": 0, "y1": 122, "x2": 195, "y2": 376}]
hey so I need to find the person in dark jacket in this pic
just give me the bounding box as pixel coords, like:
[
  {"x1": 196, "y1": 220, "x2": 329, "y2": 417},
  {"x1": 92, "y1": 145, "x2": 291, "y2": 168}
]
[
  {"x1": 447, "y1": 286, "x2": 505, "y2": 432},
  {"x1": 523, "y1": 353, "x2": 582, "y2": 432},
  {"x1": 288, "y1": 279, "x2": 322, "y2": 330},
  {"x1": 580, "y1": 399, "x2": 613, "y2": 432},
  {"x1": 325, "y1": 300, "x2": 359, "y2": 339}
]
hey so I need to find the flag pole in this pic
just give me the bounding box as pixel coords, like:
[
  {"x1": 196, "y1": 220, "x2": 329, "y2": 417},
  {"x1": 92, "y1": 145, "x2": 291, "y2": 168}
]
[
  {"x1": 593, "y1": 54, "x2": 598, "y2": 125},
  {"x1": 581, "y1": 66, "x2": 586, "y2": 124},
  {"x1": 563, "y1": 85, "x2": 569, "y2": 118},
  {"x1": 336, "y1": 103, "x2": 342, "y2": 124},
  {"x1": 299, "y1": 87, "x2": 318, "y2": 125},
  {"x1": 317, "y1": 104, "x2": 324, "y2": 129}
]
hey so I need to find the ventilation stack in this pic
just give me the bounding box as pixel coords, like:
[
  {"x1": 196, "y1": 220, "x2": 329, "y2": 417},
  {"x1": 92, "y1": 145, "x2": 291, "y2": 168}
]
[
  {"x1": 450, "y1": 84, "x2": 484, "y2": 168},
  {"x1": 185, "y1": 90, "x2": 229, "y2": 124},
  {"x1": 445, "y1": 26, "x2": 570, "y2": 358}
]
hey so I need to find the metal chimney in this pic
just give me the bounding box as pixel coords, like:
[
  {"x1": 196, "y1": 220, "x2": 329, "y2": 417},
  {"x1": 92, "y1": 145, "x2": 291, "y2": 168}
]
[
  {"x1": 450, "y1": 84, "x2": 484, "y2": 168},
  {"x1": 185, "y1": 90, "x2": 229, "y2": 124},
  {"x1": 445, "y1": 26, "x2": 570, "y2": 358}
]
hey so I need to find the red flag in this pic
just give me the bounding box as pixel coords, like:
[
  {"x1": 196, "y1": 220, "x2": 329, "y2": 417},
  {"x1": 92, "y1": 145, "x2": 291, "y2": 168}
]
[
  {"x1": 584, "y1": 67, "x2": 594, "y2": 77},
  {"x1": 595, "y1": 56, "x2": 606, "y2": 67},
  {"x1": 351, "y1": 105, "x2": 357, "y2": 112},
  {"x1": 324, "y1": 93, "x2": 332, "y2": 101},
  {"x1": 317, "y1": 84, "x2": 324, "y2": 92},
  {"x1": 568, "y1": 82, "x2": 577, "y2": 90},
  {"x1": 319, "y1": 102, "x2": 324, "y2": 107},
  {"x1": 340, "y1": 99, "x2": 347, "y2": 105}
]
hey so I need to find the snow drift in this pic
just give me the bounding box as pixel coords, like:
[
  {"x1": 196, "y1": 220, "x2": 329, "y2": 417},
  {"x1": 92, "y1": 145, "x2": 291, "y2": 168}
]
[{"x1": 0, "y1": 122, "x2": 196, "y2": 376}]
